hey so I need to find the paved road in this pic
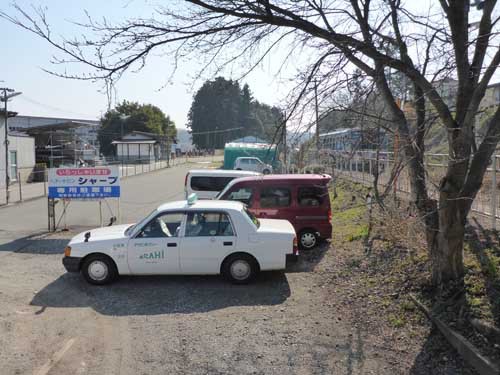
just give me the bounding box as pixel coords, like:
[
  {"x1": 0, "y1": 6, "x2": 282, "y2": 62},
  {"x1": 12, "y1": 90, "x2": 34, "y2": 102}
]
[{"x1": 0, "y1": 160, "x2": 216, "y2": 252}]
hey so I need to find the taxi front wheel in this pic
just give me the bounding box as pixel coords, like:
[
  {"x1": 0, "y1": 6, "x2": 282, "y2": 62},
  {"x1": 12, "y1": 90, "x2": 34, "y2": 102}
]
[
  {"x1": 82, "y1": 255, "x2": 118, "y2": 285},
  {"x1": 222, "y1": 254, "x2": 259, "y2": 284}
]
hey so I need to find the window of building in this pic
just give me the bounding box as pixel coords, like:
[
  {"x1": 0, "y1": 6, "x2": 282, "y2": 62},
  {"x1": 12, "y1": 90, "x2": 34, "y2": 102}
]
[
  {"x1": 260, "y1": 187, "x2": 291, "y2": 208},
  {"x1": 9, "y1": 151, "x2": 17, "y2": 181}
]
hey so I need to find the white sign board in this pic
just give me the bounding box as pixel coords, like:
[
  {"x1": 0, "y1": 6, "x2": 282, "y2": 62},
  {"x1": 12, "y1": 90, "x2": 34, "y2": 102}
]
[{"x1": 48, "y1": 166, "x2": 121, "y2": 199}]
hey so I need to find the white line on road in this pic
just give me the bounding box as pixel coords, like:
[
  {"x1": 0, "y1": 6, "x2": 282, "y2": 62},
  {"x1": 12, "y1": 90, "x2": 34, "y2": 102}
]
[{"x1": 33, "y1": 338, "x2": 76, "y2": 375}]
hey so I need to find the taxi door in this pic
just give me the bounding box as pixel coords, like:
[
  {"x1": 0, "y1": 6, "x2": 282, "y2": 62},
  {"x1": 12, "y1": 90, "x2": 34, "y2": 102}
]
[
  {"x1": 127, "y1": 212, "x2": 184, "y2": 274},
  {"x1": 180, "y1": 211, "x2": 236, "y2": 274}
]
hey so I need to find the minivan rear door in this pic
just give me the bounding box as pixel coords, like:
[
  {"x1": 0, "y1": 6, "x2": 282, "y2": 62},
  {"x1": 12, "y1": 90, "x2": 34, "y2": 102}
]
[{"x1": 294, "y1": 184, "x2": 330, "y2": 231}]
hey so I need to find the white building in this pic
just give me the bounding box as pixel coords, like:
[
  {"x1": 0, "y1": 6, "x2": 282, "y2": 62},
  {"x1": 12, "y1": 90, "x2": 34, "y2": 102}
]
[
  {"x1": 0, "y1": 112, "x2": 36, "y2": 188},
  {"x1": 112, "y1": 131, "x2": 171, "y2": 163}
]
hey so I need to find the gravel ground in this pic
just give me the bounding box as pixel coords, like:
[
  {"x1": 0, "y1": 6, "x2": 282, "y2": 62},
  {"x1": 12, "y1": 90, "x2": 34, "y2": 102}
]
[{"x1": 0, "y1": 231, "x2": 410, "y2": 375}]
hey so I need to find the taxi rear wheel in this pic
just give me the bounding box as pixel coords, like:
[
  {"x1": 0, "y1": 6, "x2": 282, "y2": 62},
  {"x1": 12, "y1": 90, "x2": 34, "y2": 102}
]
[
  {"x1": 222, "y1": 254, "x2": 259, "y2": 284},
  {"x1": 82, "y1": 255, "x2": 117, "y2": 285}
]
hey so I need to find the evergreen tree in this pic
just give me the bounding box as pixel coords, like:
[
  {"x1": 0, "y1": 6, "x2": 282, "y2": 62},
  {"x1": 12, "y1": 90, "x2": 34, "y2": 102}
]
[{"x1": 98, "y1": 101, "x2": 176, "y2": 156}]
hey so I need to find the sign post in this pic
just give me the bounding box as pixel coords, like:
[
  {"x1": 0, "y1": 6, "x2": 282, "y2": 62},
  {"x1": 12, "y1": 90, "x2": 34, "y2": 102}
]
[{"x1": 48, "y1": 166, "x2": 121, "y2": 230}]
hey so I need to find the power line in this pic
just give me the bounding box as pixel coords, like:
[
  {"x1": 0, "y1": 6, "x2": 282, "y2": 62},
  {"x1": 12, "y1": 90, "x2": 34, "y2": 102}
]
[{"x1": 17, "y1": 95, "x2": 99, "y2": 119}]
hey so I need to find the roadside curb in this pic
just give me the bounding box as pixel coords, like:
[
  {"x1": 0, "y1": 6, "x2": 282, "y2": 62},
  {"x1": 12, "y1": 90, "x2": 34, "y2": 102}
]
[{"x1": 410, "y1": 294, "x2": 500, "y2": 375}]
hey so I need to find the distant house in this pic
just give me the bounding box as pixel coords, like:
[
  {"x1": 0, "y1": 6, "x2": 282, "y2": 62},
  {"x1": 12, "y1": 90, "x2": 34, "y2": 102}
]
[{"x1": 111, "y1": 131, "x2": 174, "y2": 163}]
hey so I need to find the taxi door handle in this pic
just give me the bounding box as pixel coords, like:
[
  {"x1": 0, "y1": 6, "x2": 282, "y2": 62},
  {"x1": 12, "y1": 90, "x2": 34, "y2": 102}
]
[
  {"x1": 223, "y1": 241, "x2": 233, "y2": 246},
  {"x1": 167, "y1": 243, "x2": 177, "y2": 247}
]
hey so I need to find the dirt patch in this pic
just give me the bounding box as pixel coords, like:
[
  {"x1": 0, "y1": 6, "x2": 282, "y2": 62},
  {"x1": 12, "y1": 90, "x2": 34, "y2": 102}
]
[{"x1": 324, "y1": 179, "x2": 483, "y2": 374}]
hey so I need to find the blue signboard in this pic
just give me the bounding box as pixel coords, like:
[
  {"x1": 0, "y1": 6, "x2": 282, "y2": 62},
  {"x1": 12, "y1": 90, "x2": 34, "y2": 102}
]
[{"x1": 48, "y1": 167, "x2": 121, "y2": 199}]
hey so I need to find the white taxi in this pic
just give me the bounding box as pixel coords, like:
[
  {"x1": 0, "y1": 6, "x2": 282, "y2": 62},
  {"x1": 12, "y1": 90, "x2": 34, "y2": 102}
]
[{"x1": 62, "y1": 196, "x2": 298, "y2": 284}]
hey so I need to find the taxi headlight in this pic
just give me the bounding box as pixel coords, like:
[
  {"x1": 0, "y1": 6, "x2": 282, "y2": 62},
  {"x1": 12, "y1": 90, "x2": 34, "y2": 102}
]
[{"x1": 64, "y1": 246, "x2": 71, "y2": 257}]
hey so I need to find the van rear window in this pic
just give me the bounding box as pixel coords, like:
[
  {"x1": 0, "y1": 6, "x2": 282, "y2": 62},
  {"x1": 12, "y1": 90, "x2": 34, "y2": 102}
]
[
  {"x1": 191, "y1": 176, "x2": 235, "y2": 192},
  {"x1": 298, "y1": 186, "x2": 328, "y2": 207}
]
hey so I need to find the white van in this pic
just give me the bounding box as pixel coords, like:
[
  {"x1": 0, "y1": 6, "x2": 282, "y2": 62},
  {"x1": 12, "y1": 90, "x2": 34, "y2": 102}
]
[{"x1": 185, "y1": 170, "x2": 261, "y2": 199}]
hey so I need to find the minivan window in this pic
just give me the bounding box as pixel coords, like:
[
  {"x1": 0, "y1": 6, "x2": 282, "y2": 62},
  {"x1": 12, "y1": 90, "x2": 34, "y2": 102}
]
[
  {"x1": 260, "y1": 187, "x2": 291, "y2": 208},
  {"x1": 191, "y1": 176, "x2": 235, "y2": 192},
  {"x1": 298, "y1": 186, "x2": 328, "y2": 207},
  {"x1": 225, "y1": 187, "x2": 253, "y2": 205}
]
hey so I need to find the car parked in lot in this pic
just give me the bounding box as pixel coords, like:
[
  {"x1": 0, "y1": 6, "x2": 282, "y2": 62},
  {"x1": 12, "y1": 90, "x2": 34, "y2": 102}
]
[
  {"x1": 185, "y1": 169, "x2": 261, "y2": 199},
  {"x1": 234, "y1": 157, "x2": 273, "y2": 174},
  {"x1": 216, "y1": 174, "x2": 332, "y2": 250},
  {"x1": 62, "y1": 196, "x2": 298, "y2": 285}
]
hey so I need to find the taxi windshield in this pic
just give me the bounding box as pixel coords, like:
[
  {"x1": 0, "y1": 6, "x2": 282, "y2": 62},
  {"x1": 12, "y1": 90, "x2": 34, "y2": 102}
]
[{"x1": 125, "y1": 209, "x2": 157, "y2": 236}]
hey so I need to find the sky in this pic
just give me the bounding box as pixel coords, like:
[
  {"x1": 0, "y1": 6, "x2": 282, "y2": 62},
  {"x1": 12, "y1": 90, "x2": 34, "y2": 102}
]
[{"x1": 0, "y1": 0, "x2": 293, "y2": 128}]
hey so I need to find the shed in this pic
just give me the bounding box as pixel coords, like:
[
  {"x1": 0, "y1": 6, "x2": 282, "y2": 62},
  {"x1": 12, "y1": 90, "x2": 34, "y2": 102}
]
[{"x1": 111, "y1": 131, "x2": 173, "y2": 163}]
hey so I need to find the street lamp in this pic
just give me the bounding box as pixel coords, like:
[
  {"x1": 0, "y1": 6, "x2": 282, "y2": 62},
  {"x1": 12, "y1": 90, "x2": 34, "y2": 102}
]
[
  {"x1": 119, "y1": 114, "x2": 130, "y2": 138},
  {"x1": 1, "y1": 88, "x2": 22, "y2": 204}
]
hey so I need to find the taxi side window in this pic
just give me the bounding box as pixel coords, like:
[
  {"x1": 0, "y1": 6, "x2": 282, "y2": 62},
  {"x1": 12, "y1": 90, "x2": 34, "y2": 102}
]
[
  {"x1": 185, "y1": 212, "x2": 235, "y2": 237},
  {"x1": 140, "y1": 213, "x2": 183, "y2": 238}
]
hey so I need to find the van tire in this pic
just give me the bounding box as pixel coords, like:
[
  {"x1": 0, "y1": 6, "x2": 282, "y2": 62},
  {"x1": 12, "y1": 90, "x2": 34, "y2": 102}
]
[
  {"x1": 82, "y1": 254, "x2": 118, "y2": 285},
  {"x1": 222, "y1": 253, "x2": 259, "y2": 284},
  {"x1": 299, "y1": 229, "x2": 318, "y2": 250},
  {"x1": 263, "y1": 169, "x2": 271, "y2": 175},
  {"x1": 236, "y1": 168, "x2": 242, "y2": 170}
]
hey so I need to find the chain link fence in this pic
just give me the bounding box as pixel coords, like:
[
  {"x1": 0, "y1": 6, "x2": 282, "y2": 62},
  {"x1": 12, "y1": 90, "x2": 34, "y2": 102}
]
[
  {"x1": 0, "y1": 154, "x2": 220, "y2": 206},
  {"x1": 303, "y1": 150, "x2": 500, "y2": 230}
]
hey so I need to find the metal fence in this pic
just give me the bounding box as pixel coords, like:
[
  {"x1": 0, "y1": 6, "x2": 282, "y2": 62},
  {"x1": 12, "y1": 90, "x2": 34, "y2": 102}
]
[
  {"x1": 309, "y1": 150, "x2": 500, "y2": 230},
  {"x1": 0, "y1": 154, "x2": 220, "y2": 206}
]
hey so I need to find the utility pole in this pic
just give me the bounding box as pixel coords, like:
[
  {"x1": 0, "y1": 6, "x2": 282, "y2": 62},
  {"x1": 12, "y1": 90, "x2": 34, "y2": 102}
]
[
  {"x1": 1, "y1": 88, "x2": 22, "y2": 204},
  {"x1": 314, "y1": 79, "x2": 320, "y2": 161},
  {"x1": 283, "y1": 111, "x2": 287, "y2": 173}
]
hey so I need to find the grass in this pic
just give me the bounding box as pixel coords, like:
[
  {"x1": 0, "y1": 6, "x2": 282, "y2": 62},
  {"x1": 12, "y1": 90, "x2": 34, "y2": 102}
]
[{"x1": 330, "y1": 180, "x2": 369, "y2": 242}]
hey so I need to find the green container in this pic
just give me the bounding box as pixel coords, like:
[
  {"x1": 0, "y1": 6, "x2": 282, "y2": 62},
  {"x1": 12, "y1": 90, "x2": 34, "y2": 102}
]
[{"x1": 223, "y1": 142, "x2": 279, "y2": 170}]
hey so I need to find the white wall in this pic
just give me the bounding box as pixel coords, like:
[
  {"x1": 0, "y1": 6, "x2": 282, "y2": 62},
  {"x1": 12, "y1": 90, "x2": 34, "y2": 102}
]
[{"x1": 0, "y1": 122, "x2": 5, "y2": 188}]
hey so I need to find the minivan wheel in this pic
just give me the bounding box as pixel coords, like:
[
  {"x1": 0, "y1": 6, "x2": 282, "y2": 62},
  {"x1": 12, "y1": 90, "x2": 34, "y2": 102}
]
[
  {"x1": 82, "y1": 255, "x2": 117, "y2": 285},
  {"x1": 222, "y1": 254, "x2": 258, "y2": 284},
  {"x1": 263, "y1": 169, "x2": 271, "y2": 175},
  {"x1": 299, "y1": 230, "x2": 318, "y2": 250}
]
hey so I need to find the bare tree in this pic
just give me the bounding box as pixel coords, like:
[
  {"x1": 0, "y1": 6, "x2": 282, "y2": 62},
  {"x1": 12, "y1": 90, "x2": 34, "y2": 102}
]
[{"x1": 3, "y1": 0, "x2": 500, "y2": 286}]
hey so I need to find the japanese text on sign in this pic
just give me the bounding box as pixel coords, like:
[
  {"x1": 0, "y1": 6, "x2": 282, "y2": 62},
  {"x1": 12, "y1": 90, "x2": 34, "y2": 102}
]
[{"x1": 48, "y1": 167, "x2": 121, "y2": 199}]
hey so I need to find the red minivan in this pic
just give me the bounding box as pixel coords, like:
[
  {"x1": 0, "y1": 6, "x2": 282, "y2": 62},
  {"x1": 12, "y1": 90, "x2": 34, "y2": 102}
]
[{"x1": 216, "y1": 174, "x2": 332, "y2": 249}]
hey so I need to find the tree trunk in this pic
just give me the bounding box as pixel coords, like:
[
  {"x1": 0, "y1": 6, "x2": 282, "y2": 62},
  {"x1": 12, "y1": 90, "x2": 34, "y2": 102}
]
[{"x1": 426, "y1": 189, "x2": 466, "y2": 286}]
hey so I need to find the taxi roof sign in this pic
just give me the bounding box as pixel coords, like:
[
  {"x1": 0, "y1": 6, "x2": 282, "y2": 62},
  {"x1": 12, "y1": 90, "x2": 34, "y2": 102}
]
[{"x1": 187, "y1": 193, "x2": 198, "y2": 205}]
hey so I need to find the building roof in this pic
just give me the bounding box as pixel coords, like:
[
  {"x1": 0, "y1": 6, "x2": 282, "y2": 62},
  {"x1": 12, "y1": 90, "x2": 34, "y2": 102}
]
[
  {"x1": 22, "y1": 121, "x2": 98, "y2": 134},
  {"x1": 231, "y1": 136, "x2": 268, "y2": 144},
  {"x1": 111, "y1": 140, "x2": 157, "y2": 144},
  {"x1": 320, "y1": 128, "x2": 360, "y2": 137},
  {"x1": 156, "y1": 199, "x2": 244, "y2": 212},
  {"x1": 0, "y1": 110, "x2": 18, "y2": 118},
  {"x1": 225, "y1": 142, "x2": 276, "y2": 149}
]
